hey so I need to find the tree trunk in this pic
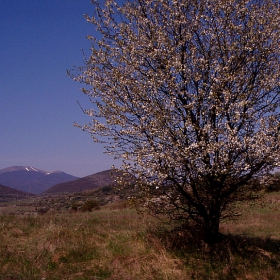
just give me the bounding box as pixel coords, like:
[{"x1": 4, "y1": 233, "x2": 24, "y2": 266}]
[
  {"x1": 205, "y1": 220, "x2": 220, "y2": 245},
  {"x1": 203, "y1": 205, "x2": 221, "y2": 245}
]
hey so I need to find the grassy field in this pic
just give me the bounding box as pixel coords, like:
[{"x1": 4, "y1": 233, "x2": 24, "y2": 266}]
[{"x1": 0, "y1": 192, "x2": 280, "y2": 279}]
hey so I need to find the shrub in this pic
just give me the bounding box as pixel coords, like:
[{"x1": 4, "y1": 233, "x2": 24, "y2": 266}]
[{"x1": 80, "y1": 199, "x2": 99, "y2": 212}]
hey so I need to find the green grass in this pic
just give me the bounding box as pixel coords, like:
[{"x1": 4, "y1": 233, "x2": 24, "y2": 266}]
[{"x1": 0, "y1": 193, "x2": 280, "y2": 279}]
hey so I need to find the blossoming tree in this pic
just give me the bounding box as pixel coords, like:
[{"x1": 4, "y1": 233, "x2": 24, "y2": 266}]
[{"x1": 72, "y1": 0, "x2": 280, "y2": 244}]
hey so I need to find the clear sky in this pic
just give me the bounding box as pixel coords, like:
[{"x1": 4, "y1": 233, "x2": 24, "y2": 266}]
[{"x1": 0, "y1": 0, "x2": 118, "y2": 177}]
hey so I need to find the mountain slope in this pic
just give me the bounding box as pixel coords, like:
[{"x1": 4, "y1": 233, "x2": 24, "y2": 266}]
[
  {"x1": 0, "y1": 166, "x2": 79, "y2": 194},
  {"x1": 0, "y1": 183, "x2": 31, "y2": 202},
  {"x1": 44, "y1": 169, "x2": 123, "y2": 194}
]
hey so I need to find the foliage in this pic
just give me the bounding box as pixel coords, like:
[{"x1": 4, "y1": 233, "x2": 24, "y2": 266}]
[
  {"x1": 101, "y1": 185, "x2": 114, "y2": 194},
  {"x1": 71, "y1": 0, "x2": 280, "y2": 244},
  {"x1": 80, "y1": 199, "x2": 99, "y2": 212},
  {"x1": 36, "y1": 206, "x2": 49, "y2": 215},
  {"x1": 265, "y1": 172, "x2": 280, "y2": 192}
]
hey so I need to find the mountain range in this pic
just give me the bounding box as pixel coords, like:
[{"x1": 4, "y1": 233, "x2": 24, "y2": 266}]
[
  {"x1": 0, "y1": 166, "x2": 129, "y2": 198},
  {"x1": 0, "y1": 166, "x2": 78, "y2": 194}
]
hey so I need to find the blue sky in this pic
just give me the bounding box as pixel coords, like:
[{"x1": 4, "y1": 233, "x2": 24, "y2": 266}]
[{"x1": 0, "y1": 0, "x2": 118, "y2": 177}]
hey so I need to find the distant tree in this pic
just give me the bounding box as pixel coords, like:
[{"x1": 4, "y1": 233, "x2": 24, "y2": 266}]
[{"x1": 71, "y1": 0, "x2": 280, "y2": 244}]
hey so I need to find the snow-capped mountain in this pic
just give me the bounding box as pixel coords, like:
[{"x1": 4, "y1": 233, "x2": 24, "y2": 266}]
[
  {"x1": 0, "y1": 166, "x2": 79, "y2": 194},
  {"x1": 0, "y1": 166, "x2": 47, "y2": 174}
]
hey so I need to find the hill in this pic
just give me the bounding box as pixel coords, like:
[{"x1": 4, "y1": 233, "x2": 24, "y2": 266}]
[
  {"x1": 43, "y1": 169, "x2": 124, "y2": 194},
  {"x1": 0, "y1": 166, "x2": 79, "y2": 194},
  {"x1": 0, "y1": 183, "x2": 31, "y2": 202}
]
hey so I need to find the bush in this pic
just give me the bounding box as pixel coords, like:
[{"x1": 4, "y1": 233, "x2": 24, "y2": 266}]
[
  {"x1": 36, "y1": 207, "x2": 49, "y2": 215},
  {"x1": 101, "y1": 185, "x2": 114, "y2": 193},
  {"x1": 80, "y1": 199, "x2": 99, "y2": 212},
  {"x1": 265, "y1": 172, "x2": 280, "y2": 192}
]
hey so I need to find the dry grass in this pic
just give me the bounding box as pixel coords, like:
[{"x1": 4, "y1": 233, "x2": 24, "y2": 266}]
[
  {"x1": 221, "y1": 191, "x2": 280, "y2": 239},
  {"x1": 0, "y1": 206, "x2": 187, "y2": 280},
  {"x1": 0, "y1": 193, "x2": 280, "y2": 279}
]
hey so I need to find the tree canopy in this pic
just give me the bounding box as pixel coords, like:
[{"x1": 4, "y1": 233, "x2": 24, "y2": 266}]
[{"x1": 72, "y1": 0, "x2": 280, "y2": 244}]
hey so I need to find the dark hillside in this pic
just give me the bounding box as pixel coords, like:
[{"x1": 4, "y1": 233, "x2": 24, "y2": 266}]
[
  {"x1": 44, "y1": 169, "x2": 130, "y2": 194},
  {"x1": 0, "y1": 183, "x2": 31, "y2": 202}
]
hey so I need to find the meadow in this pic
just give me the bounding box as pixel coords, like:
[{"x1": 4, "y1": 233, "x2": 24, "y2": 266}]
[{"x1": 0, "y1": 192, "x2": 280, "y2": 279}]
